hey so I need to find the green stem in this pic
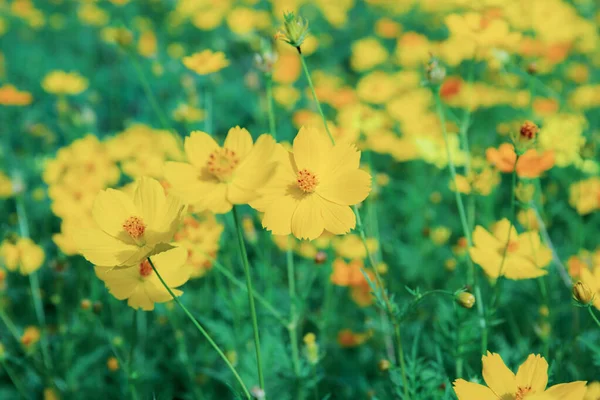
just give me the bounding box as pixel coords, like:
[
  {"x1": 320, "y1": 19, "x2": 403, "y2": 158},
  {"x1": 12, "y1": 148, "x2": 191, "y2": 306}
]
[
  {"x1": 490, "y1": 158, "x2": 519, "y2": 311},
  {"x1": 128, "y1": 310, "x2": 137, "y2": 368},
  {"x1": 15, "y1": 194, "x2": 52, "y2": 372},
  {"x1": 1, "y1": 358, "x2": 29, "y2": 399},
  {"x1": 299, "y1": 52, "x2": 334, "y2": 144},
  {"x1": 266, "y1": 75, "x2": 277, "y2": 140},
  {"x1": 587, "y1": 307, "x2": 600, "y2": 330},
  {"x1": 232, "y1": 207, "x2": 266, "y2": 395},
  {"x1": 0, "y1": 310, "x2": 21, "y2": 343},
  {"x1": 432, "y1": 90, "x2": 488, "y2": 353},
  {"x1": 287, "y1": 237, "x2": 301, "y2": 379},
  {"x1": 129, "y1": 54, "x2": 183, "y2": 147},
  {"x1": 146, "y1": 257, "x2": 251, "y2": 399},
  {"x1": 210, "y1": 255, "x2": 288, "y2": 326}
]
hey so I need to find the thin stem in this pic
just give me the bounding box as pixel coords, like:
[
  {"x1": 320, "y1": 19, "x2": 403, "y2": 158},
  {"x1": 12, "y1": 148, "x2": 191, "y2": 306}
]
[
  {"x1": 287, "y1": 237, "x2": 301, "y2": 379},
  {"x1": 232, "y1": 206, "x2": 266, "y2": 395},
  {"x1": 210, "y1": 254, "x2": 288, "y2": 326},
  {"x1": 432, "y1": 90, "x2": 487, "y2": 353},
  {"x1": 146, "y1": 257, "x2": 251, "y2": 399},
  {"x1": 299, "y1": 52, "x2": 334, "y2": 144},
  {"x1": 15, "y1": 194, "x2": 52, "y2": 372},
  {"x1": 490, "y1": 157, "x2": 519, "y2": 311},
  {"x1": 587, "y1": 307, "x2": 600, "y2": 330},
  {"x1": 1, "y1": 359, "x2": 29, "y2": 399},
  {"x1": 129, "y1": 54, "x2": 183, "y2": 148},
  {"x1": 266, "y1": 75, "x2": 277, "y2": 140},
  {"x1": 128, "y1": 310, "x2": 137, "y2": 367}
]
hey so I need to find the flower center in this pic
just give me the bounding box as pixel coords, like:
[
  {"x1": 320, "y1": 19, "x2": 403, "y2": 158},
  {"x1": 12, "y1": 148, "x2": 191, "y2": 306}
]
[
  {"x1": 206, "y1": 148, "x2": 239, "y2": 181},
  {"x1": 139, "y1": 260, "x2": 153, "y2": 277},
  {"x1": 507, "y1": 240, "x2": 519, "y2": 253},
  {"x1": 297, "y1": 169, "x2": 319, "y2": 193},
  {"x1": 516, "y1": 386, "x2": 533, "y2": 400},
  {"x1": 123, "y1": 216, "x2": 146, "y2": 239}
]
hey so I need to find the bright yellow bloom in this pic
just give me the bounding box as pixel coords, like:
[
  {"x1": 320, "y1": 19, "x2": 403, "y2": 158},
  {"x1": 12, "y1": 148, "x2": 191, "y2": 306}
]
[
  {"x1": 21, "y1": 326, "x2": 41, "y2": 348},
  {"x1": 0, "y1": 237, "x2": 45, "y2": 275},
  {"x1": 350, "y1": 37, "x2": 388, "y2": 72},
  {"x1": 257, "y1": 127, "x2": 371, "y2": 240},
  {"x1": 333, "y1": 233, "x2": 378, "y2": 260},
  {"x1": 95, "y1": 247, "x2": 190, "y2": 311},
  {"x1": 470, "y1": 219, "x2": 552, "y2": 280},
  {"x1": 76, "y1": 177, "x2": 185, "y2": 267},
  {"x1": 182, "y1": 50, "x2": 229, "y2": 75},
  {"x1": 42, "y1": 71, "x2": 88, "y2": 95},
  {"x1": 453, "y1": 352, "x2": 586, "y2": 400},
  {"x1": 165, "y1": 127, "x2": 277, "y2": 214},
  {"x1": 569, "y1": 177, "x2": 600, "y2": 215}
]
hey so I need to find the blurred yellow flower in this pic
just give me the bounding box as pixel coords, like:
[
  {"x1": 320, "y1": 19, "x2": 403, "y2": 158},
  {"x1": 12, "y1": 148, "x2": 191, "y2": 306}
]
[
  {"x1": 0, "y1": 84, "x2": 33, "y2": 106},
  {"x1": 173, "y1": 214, "x2": 223, "y2": 279},
  {"x1": 0, "y1": 237, "x2": 45, "y2": 275},
  {"x1": 538, "y1": 114, "x2": 586, "y2": 167},
  {"x1": 470, "y1": 219, "x2": 552, "y2": 280},
  {"x1": 0, "y1": 172, "x2": 14, "y2": 197},
  {"x1": 42, "y1": 71, "x2": 88, "y2": 95},
  {"x1": 569, "y1": 177, "x2": 600, "y2": 215},
  {"x1": 21, "y1": 326, "x2": 41, "y2": 347},
  {"x1": 453, "y1": 352, "x2": 586, "y2": 400},
  {"x1": 183, "y1": 50, "x2": 229, "y2": 75},
  {"x1": 165, "y1": 127, "x2": 277, "y2": 214},
  {"x1": 138, "y1": 30, "x2": 157, "y2": 58},
  {"x1": 350, "y1": 37, "x2": 388, "y2": 72},
  {"x1": 256, "y1": 127, "x2": 371, "y2": 240},
  {"x1": 95, "y1": 246, "x2": 190, "y2": 311},
  {"x1": 76, "y1": 177, "x2": 185, "y2": 267}
]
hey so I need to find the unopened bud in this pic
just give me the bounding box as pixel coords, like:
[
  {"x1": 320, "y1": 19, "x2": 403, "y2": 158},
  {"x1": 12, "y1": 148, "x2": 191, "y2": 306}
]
[
  {"x1": 456, "y1": 292, "x2": 476, "y2": 309},
  {"x1": 276, "y1": 12, "x2": 310, "y2": 50},
  {"x1": 572, "y1": 281, "x2": 593, "y2": 305},
  {"x1": 426, "y1": 56, "x2": 446, "y2": 86},
  {"x1": 378, "y1": 359, "x2": 391, "y2": 371},
  {"x1": 519, "y1": 120, "x2": 539, "y2": 141},
  {"x1": 314, "y1": 251, "x2": 327, "y2": 264}
]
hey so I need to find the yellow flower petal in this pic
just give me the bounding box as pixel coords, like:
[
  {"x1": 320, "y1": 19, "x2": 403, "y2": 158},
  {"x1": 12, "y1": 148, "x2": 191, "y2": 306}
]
[
  {"x1": 516, "y1": 354, "x2": 548, "y2": 393},
  {"x1": 133, "y1": 176, "x2": 166, "y2": 229},
  {"x1": 291, "y1": 195, "x2": 325, "y2": 240},
  {"x1": 95, "y1": 266, "x2": 138, "y2": 300},
  {"x1": 452, "y1": 379, "x2": 498, "y2": 400},
  {"x1": 262, "y1": 195, "x2": 298, "y2": 235},
  {"x1": 76, "y1": 228, "x2": 140, "y2": 266},
  {"x1": 184, "y1": 131, "x2": 219, "y2": 169},
  {"x1": 469, "y1": 247, "x2": 502, "y2": 279},
  {"x1": 92, "y1": 188, "x2": 138, "y2": 241},
  {"x1": 197, "y1": 182, "x2": 232, "y2": 214},
  {"x1": 150, "y1": 246, "x2": 189, "y2": 287},
  {"x1": 316, "y1": 196, "x2": 356, "y2": 235},
  {"x1": 544, "y1": 381, "x2": 587, "y2": 400},
  {"x1": 472, "y1": 226, "x2": 501, "y2": 249},
  {"x1": 293, "y1": 126, "x2": 332, "y2": 174},
  {"x1": 482, "y1": 352, "x2": 516, "y2": 398},
  {"x1": 223, "y1": 126, "x2": 253, "y2": 160},
  {"x1": 502, "y1": 257, "x2": 548, "y2": 280},
  {"x1": 492, "y1": 218, "x2": 518, "y2": 241},
  {"x1": 317, "y1": 169, "x2": 371, "y2": 206},
  {"x1": 146, "y1": 194, "x2": 185, "y2": 245},
  {"x1": 164, "y1": 161, "x2": 211, "y2": 204},
  {"x1": 127, "y1": 286, "x2": 155, "y2": 311},
  {"x1": 322, "y1": 142, "x2": 360, "y2": 176},
  {"x1": 227, "y1": 182, "x2": 257, "y2": 204}
]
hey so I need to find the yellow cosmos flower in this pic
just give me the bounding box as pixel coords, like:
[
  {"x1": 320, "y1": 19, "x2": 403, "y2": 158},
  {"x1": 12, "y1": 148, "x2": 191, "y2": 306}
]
[
  {"x1": 0, "y1": 237, "x2": 45, "y2": 275},
  {"x1": 164, "y1": 127, "x2": 277, "y2": 214},
  {"x1": 95, "y1": 246, "x2": 190, "y2": 311},
  {"x1": 42, "y1": 71, "x2": 88, "y2": 95},
  {"x1": 255, "y1": 127, "x2": 371, "y2": 240},
  {"x1": 470, "y1": 219, "x2": 552, "y2": 280},
  {"x1": 76, "y1": 177, "x2": 186, "y2": 267},
  {"x1": 453, "y1": 352, "x2": 586, "y2": 400},
  {"x1": 182, "y1": 50, "x2": 229, "y2": 75}
]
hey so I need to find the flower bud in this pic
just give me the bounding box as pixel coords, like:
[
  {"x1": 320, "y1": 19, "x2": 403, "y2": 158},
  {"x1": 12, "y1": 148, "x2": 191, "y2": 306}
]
[
  {"x1": 276, "y1": 12, "x2": 310, "y2": 50},
  {"x1": 314, "y1": 251, "x2": 327, "y2": 264},
  {"x1": 519, "y1": 120, "x2": 539, "y2": 141},
  {"x1": 455, "y1": 292, "x2": 476, "y2": 309},
  {"x1": 572, "y1": 281, "x2": 594, "y2": 305},
  {"x1": 378, "y1": 359, "x2": 391, "y2": 371},
  {"x1": 426, "y1": 56, "x2": 446, "y2": 86}
]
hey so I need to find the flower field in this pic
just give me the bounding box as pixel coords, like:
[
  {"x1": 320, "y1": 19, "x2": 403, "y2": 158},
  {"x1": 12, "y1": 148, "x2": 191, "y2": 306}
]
[{"x1": 1, "y1": 0, "x2": 600, "y2": 399}]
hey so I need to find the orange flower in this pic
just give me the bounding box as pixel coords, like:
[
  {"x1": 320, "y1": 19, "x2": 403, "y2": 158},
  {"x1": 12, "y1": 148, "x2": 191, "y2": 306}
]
[
  {"x1": 337, "y1": 329, "x2": 371, "y2": 348},
  {"x1": 486, "y1": 144, "x2": 554, "y2": 178},
  {"x1": 0, "y1": 84, "x2": 33, "y2": 106},
  {"x1": 330, "y1": 258, "x2": 364, "y2": 286}
]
